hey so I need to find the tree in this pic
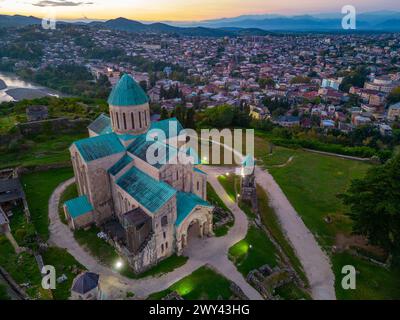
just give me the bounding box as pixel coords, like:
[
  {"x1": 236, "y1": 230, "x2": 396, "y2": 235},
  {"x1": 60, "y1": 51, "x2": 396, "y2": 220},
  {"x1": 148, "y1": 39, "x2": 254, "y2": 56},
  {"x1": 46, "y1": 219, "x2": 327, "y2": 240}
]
[
  {"x1": 290, "y1": 76, "x2": 311, "y2": 84},
  {"x1": 388, "y1": 87, "x2": 400, "y2": 105},
  {"x1": 185, "y1": 107, "x2": 195, "y2": 129},
  {"x1": 258, "y1": 77, "x2": 275, "y2": 89},
  {"x1": 139, "y1": 80, "x2": 148, "y2": 92},
  {"x1": 199, "y1": 105, "x2": 234, "y2": 128},
  {"x1": 339, "y1": 66, "x2": 369, "y2": 93},
  {"x1": 160, "y1": 107, "x2": 169, "y2": 120},
  {"x1": 340, "y1": 154, "x2": 400, "y2": 262}
]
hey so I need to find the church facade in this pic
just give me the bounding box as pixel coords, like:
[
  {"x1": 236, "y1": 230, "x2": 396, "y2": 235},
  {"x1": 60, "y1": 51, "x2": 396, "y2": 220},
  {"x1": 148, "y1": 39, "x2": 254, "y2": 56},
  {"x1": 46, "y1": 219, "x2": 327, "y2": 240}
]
[{"x1": 64, "y1": 74, "x2": 214, "y2": 274}]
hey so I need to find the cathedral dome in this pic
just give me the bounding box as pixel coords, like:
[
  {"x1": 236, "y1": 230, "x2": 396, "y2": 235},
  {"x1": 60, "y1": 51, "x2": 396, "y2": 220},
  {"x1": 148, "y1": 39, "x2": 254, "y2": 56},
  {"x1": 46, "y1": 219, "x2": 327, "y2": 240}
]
[
  {"x1": 108, "y1": 74, "x2": 150, "y2": 136},
  {"x1": 108, "y1": 74, "x2": 149, "y2": 107}
]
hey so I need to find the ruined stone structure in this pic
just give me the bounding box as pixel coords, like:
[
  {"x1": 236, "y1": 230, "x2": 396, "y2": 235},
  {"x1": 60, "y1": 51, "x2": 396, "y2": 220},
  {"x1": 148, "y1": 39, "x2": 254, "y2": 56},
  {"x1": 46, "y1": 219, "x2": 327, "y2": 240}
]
[
  {"x1": 240, "y1": 155, "x2": 257, "y2": 211},
  {"x1": 64, "y1": 74, "x2": 214, "y2": 274}
]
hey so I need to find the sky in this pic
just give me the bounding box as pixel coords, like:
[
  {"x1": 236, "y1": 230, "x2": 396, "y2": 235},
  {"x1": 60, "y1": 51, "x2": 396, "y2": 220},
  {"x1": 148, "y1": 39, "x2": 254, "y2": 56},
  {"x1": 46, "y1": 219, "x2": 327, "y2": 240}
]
[{"x1": 0, "y1": 0, "x2": 399, "y2": 21}]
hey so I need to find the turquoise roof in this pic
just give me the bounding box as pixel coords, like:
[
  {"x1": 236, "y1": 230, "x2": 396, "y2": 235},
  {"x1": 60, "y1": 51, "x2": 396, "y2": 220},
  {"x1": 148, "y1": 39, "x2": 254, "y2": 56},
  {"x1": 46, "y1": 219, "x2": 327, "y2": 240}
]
[
  {"x1": 242, "y1": 154, "x2": 255, "y2": 168},
  {"x1": 194, "y1": 167, "x2": 207, "y2": 175},
  {"x1": 117, "y1": 167, "x2": 176, "y2": 213},
  {"x1": 149, "y1": 118, "x2": 184, "y2": 139},
  {"x1": 108, "y1": 74, "x2": 149, "y2": 107},
  {"x1": 118, "y1": 133, "x2": 139, "y2": 141},
  {"x1": 74, "y1": 133, "x2": 125, "y2": 162},
  {"x1": 108, "y1": 154, "x2": 133, "y2": 176},
  {"x1": 176, "y1": 192, "x2": 213, "y2": 226},
  {"x1": 88, "y1": 114, "x2": 112, "y2": 135},
  {"x1": 65, "y1": 196, "x2": 93, "y2": 218},
  {"x1": 127, "y1": 135, "x2": 179, "y2": 169}
]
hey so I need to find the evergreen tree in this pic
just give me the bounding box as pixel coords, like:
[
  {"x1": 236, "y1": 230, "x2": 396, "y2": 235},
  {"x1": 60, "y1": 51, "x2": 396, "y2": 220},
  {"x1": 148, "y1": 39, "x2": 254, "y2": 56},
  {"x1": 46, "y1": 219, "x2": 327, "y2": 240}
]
[{"x1": 185, "y1": 107, "x2": 195, "y2": 129}]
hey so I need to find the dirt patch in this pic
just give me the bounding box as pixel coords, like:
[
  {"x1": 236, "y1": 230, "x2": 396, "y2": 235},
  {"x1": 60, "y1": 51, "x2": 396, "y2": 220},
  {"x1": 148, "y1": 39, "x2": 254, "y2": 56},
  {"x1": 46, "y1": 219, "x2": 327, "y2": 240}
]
[{"x1": 335, "y1": 233, "x2": 387, "y2": 260}]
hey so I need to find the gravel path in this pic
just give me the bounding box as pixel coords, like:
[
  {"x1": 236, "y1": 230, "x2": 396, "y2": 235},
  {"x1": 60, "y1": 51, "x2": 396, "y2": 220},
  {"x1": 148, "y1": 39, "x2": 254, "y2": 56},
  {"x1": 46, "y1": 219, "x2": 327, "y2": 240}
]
[
  {"x1": 203, "y1": 165, "x2": 336, "y2": 300},
  {"x1": 255, "y1": 167, "x2": 336, "y2": 300},
  {"x1": 48, "y1": 177, "x2": 263, "y2": 300}
]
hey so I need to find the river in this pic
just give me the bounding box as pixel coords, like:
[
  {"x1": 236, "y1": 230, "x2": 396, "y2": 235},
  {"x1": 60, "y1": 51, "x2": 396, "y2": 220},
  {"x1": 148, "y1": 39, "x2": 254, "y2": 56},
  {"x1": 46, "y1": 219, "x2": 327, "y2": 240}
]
[{"x1": 0, "y1": 71, "x2": 62, "y2": 102}]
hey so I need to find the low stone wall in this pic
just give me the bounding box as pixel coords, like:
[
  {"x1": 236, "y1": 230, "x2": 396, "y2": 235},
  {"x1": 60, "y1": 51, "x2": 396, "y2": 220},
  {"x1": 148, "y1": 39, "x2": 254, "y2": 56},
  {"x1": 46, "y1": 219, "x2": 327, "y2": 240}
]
[
  {"x1": 17, "y1": 117, "x2": 91, "y2": 136},
  {"x1": 16, "y1": 162, "x2": 72, "y2": 175},
  {"x1": 0, "y1": 266, "x2": 29, "y2": 300}
]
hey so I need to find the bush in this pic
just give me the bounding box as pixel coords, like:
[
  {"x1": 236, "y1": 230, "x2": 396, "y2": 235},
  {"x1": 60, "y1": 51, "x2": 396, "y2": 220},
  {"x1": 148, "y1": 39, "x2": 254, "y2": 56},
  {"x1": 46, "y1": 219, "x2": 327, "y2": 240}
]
[{"x1": 271, "y1": 138, "x2": 379, "y2": 159}]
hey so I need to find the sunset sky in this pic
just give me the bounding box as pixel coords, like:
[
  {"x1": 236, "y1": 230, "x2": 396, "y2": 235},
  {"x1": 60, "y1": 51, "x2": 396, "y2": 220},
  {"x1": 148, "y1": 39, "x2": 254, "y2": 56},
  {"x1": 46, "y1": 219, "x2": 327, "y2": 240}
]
[{"x1": 0, "y1": 0, "x2": 399, "y2": 21}]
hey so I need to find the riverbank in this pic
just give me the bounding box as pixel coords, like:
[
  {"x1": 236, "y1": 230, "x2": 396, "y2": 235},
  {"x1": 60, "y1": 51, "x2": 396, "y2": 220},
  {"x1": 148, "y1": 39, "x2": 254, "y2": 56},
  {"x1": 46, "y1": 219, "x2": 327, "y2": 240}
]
[
  {"x1": 6, "y1": 88, "x2": 58, "y2": 101},
  {"x1": 0, "y1": 71, "x2": 62, "y2": 102}
]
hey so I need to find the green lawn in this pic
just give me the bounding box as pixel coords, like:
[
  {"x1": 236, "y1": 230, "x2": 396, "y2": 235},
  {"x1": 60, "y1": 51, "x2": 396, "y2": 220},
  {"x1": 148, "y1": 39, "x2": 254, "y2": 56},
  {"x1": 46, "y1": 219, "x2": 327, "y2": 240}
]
[
  {"x1": 0, "y1": 133, "x2": 86, "y2": 169},
  {"x1": 259, "y1": 142, "x2": 370, "y2": 250},
  {"x1": 138, "y1": 255, "x2": 188, "y2": 279},
  {"x1": 207, "y1": 182, "x2": 230, "y2": 212},
  {"x1": 255, "y1": 134, "x2": 400, "y2": 299},
  {"x1": 275, "y1": 282, "x2": 311, "y2": 300},
  {"x1": 217, "y1": 174, "x2": 240, "y2": 202},
  {"x1": 0, "y1": 283, "x2": 10, "y2": 300},
  {"x1": 0, "y1": 235, "x2": 51, "y2": 299},
  {"x1": 0, "y1": 115, "x2": 17, "y2": 134},
  {"x1": 9, "y1": 206, "x2": 37, "y2": 249},
  {"x1": 58, "y1": 183, "x2": 78, "y2": 224},
  {"x1": 148, "y1": 266, "x2": 234, "y2": 300},
  {"x1": 229, "y1": 226, "x2": 278, "y2": 277},
  {"x1": 42, "y1": 247, "x2": 86, "y2": 300},
  {"x1": 332, "y1": 252, "x2": 400, "y2": 300},
  {"x1": 74, "y1": 226, "x2": 121, "y2": 267},
  {"x1": 21, "y1": 167, "x2": 74, "y2": 240}
]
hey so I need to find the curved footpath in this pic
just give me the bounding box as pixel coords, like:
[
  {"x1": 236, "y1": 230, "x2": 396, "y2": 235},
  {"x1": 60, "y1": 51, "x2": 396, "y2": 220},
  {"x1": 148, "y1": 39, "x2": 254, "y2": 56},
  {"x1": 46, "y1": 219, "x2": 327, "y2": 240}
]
[
  {"x1": 201, "y1": 165, "x2": 336, "y2": 300},
  {"x1": 48, "y1": 177, "x2": 262, "y2": 300},
  {"x1": 254, "y1": 167, "x2": 336, "y2": 300},
  {"x1": 202, "y1": 139, "x2": 336, "y2": 300}
]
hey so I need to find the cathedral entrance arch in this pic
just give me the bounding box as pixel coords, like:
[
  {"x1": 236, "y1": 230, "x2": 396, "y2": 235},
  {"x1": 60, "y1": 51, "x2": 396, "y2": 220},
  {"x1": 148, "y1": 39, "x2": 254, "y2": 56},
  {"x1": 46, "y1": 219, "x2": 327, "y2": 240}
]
[{"x1": 176, "y1": 207, "x2": 213, "y2": 255}]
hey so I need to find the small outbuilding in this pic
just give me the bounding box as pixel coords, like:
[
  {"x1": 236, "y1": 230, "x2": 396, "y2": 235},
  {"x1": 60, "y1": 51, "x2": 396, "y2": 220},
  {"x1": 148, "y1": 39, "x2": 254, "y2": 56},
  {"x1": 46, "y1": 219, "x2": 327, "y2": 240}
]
[
  {"x1": 71, "y1": 272, "x2": 101, "y2": 300},
  {"x1": 63, "y1": 195, "x2": 94, "y2": 230},
  {"x1": 26, "y1": 105, "x2": 48, "y2": 122}
]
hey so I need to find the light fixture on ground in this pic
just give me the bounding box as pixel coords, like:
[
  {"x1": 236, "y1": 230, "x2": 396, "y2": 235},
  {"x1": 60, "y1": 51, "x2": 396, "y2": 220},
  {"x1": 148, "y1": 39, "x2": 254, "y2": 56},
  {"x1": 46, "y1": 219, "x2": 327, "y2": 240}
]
[{"x1": 115, "y1": 260, "x2": 123, "y2": 270}]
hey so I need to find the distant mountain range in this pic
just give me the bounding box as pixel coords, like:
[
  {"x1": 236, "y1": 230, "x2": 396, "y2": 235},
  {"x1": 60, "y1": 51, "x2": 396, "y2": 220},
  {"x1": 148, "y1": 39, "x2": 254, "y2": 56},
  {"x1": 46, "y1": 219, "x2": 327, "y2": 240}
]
[
  {"x1": 181, "y1": 11, "x2": 400, "y2": 31},
  {"x1": 0, "y1": 14, "x2": 41, "y2": 28},
  {"x1": 1, "y1": 11, "x2": 400, "y2": 34},
  {"x1": 88, "y1": 17, "x2": 271, "y2": 36}
]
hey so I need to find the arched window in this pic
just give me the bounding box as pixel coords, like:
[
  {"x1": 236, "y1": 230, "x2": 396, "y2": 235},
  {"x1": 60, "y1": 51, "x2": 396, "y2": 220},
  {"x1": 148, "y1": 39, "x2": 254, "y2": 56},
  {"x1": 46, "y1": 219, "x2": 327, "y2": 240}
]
[
  {"x1": 116, "y1": 112, "x2": 120, "y2": 129},
  {"x1": 161, "y1": 215, "x2": 168, "y2": 227},
  {"x1": 139, "y1": 111, "x2": 142, "y2": 128},
  {"x1": 123, "y1": 113, "x2": 127, "y2": 130}
]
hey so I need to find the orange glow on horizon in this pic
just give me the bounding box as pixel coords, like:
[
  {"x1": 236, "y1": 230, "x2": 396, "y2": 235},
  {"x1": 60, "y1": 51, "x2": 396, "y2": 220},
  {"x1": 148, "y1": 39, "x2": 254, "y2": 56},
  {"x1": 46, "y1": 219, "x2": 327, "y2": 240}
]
[{"x1": 0, "y1": 0, "x2": 398, "y2": 21}]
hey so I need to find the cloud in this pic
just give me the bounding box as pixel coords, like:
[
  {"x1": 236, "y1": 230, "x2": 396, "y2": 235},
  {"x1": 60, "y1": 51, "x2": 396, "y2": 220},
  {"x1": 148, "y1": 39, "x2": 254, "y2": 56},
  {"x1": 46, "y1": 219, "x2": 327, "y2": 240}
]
[{"x1": 32, "y1": 0, "x2": 93, "y2": 7}]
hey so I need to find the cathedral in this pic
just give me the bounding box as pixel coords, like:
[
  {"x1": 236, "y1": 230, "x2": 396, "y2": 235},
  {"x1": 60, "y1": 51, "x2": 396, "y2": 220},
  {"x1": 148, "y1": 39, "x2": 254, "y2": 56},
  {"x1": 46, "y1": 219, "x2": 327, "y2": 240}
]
[{"x1": 63, "y1": 74, "x2": 214, "y2": 274}]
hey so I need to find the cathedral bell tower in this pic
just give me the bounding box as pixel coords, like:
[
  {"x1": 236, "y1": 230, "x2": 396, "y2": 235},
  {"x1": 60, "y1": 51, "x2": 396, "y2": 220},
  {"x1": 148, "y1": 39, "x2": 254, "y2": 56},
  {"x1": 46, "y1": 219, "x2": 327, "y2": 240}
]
[{"x1": 108, "y1": 74, "x2": 150, "y2": 136}]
